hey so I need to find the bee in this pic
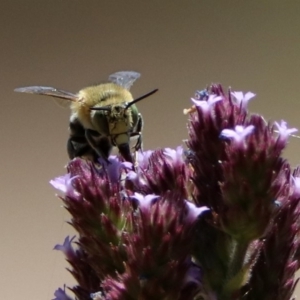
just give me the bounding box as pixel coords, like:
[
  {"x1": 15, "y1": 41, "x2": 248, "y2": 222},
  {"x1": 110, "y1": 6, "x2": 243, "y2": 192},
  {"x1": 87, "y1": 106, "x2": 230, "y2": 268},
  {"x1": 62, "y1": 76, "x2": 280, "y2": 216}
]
[{"x1": 14, "y1": 71, "x2": 158, "y2": 164}]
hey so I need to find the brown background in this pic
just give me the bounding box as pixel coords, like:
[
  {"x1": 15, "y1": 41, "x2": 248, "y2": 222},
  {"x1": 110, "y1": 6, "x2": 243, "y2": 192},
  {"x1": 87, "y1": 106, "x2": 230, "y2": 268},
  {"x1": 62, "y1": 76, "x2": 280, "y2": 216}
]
[{"x1": 1, "y1": 1, "x2": 300, "y2": 299}]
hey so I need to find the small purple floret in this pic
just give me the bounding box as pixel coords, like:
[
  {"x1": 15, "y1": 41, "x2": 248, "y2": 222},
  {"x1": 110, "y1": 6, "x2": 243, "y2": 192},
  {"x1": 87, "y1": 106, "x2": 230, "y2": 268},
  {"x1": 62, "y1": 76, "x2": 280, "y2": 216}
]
[
  {"x1": 274, "y1": 120, "x2": 298, "y2": 143},
  {"x1": 220, "y1": 125, "x2": 255, "y2": 145},
  {"x1": 231, "y1": 91, "x2": 256, "y2": 110},
  {"x1": 98, "y1": 155, "x2": 132, "y2": 183},
  {"x1": 53, "y1": 286, "x2": 73, "y2": 300},
  {"x1": 50, "y1": 174, "x2": 81, "y2": 200},
  {"x1": 191, "y1": 94, "x2": 222, "y2": 114},
  {"x1": 54, "y1": 236, "x2": 76, "y2": 260},
  {"x1": 292, "y1": 176, "x2": 300, "y2": 198},
  {"x1": 131, "y1": 193, "x2": 159, "y2": 210},
  {"x1": 185, "y1": 201, "x2": 209, "y2": 223},
  {"x1": 164, "y1": 146, "x2": 184, "y2": 162}
]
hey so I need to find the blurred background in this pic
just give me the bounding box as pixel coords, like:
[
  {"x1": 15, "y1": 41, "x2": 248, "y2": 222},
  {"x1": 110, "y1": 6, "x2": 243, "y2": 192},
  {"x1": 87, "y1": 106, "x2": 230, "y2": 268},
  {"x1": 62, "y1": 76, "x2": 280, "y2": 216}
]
[{"x1": 1, "y1": 1, "x2": 300, "y2": 299}]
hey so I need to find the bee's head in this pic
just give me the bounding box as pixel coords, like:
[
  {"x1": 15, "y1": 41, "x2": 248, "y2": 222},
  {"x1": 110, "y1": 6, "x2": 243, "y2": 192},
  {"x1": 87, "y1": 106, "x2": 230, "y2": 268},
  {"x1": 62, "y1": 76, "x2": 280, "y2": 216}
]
[{"x1": 109, "y1": 104, "x2": 129, "y2": 121}]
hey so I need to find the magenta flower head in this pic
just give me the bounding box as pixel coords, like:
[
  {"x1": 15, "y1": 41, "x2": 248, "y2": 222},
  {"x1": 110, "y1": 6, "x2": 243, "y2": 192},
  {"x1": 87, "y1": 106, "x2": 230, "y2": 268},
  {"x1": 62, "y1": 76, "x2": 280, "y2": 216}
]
[
  {"x1": 51, "y1": 154, "x2": 208, "y2": 299},
  {"x1": 126, "y1": 146, "x2": 191, "y2": 199},
  {"x1": 49, "y1": 81, "x2": 300, "y2": 300},
  {"x1": 185, "y1": 83, "x2": 298, "y2": 298}
]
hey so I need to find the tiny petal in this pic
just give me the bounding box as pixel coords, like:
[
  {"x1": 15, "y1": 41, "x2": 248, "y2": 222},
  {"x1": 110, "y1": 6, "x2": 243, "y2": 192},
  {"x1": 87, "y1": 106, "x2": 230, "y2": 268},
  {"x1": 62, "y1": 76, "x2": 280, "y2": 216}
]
[
  {"x1": 231, "y1": 91, "x2": 255, "y2": 110},
  {"x1": 122, "y1": 161, "x2": 133, "y2": 169},
  {"x1": 184, "y1": 263, "x2": 202, "y2": 286},
  {"x1": 54, "y1": 236, "x2": 76, "y2": 260},
  {"x1": 90, "y1": 292, "x2": 103, "y2": 300},
  {"x1": 164, "y1": 146, "x2": 184, "y2": 162},
  {"x1": 53, "y1": 286, "x2": 73, "y2": 300},
  {"x1": 126, "y1": 170, "x2": 138, "y2": 181},
  {"x1": 136, "y1": 150, "x2": 153, "y2": 170},
  {"x1": 98, "y1": 155, "x2": 129, "y2": 183},
  {"x1": 50, "y1": 174, "x2": 81, "y2": 200},
  {"x1": 131, "y1": 193, "x2": 159, "y2": 209},
  {"x1": 220, "y1": 125, "x2": 255, "y2": 144},
  {"x1": 274, "y1": 120, "x2": 298, "y2": 142},
  {"x1": 292, "y1": 176, "x2": 300, "y2": 198},
  {"x1": 191, "y1": 95, "x2": 222, "y2": 114},
  {"x1": 185, "y1": 201, "x2": 209, "y2": 223}
]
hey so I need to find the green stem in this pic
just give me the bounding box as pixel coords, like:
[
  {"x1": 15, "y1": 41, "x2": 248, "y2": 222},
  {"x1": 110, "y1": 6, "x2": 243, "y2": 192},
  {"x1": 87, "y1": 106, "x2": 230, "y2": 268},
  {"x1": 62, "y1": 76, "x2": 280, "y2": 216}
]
[
  {"x1": 222, "y1": 240, "x2": 249, "y2": 299},
  {"x1": 229, "y1": 240, "x2": 249, "y2": 278}
]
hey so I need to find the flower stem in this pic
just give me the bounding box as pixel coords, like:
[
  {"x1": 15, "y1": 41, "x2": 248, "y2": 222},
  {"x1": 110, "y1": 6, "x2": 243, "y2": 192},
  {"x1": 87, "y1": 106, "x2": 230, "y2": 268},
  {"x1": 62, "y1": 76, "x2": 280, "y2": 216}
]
[{"x1": 222, "y1": 240, "x2": 249, "y2": 299}]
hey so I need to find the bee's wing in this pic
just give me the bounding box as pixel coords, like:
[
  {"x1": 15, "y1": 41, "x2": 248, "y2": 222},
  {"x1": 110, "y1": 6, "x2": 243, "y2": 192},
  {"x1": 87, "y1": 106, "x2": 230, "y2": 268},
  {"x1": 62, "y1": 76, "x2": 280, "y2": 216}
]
[
  {"x1": 14, "y1": 86, "x2": 78, "y2": 108},
  {"x1": 108, "y1": 71, "x2": 141, "y2": 90}
]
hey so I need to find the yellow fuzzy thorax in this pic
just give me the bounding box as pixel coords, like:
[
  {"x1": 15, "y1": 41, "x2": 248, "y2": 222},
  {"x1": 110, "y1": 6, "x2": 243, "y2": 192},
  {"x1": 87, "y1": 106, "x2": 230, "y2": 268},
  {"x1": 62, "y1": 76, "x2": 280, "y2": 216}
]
[{"x1": 70, "y1": 83, "x2": 134, "y2": 129}]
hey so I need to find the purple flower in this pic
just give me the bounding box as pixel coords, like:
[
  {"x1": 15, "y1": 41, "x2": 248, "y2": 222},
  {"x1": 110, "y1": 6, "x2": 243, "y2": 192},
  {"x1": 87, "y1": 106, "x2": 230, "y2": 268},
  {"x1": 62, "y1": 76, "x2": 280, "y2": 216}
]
[
  {"x1": 184, "y1": 263, "x2": 201, "y2": 286},
  {"x1": 231, "y1": 91, "x2": 255, "y2": 110},
  {"x1": 274, "y1": 120, "x2": 298, "y2": 143},
  {"x1": 50, "y1": 174, "x2": 81, "y2": 200},
  {"x1": 191, "y1": 94, "x2": 222, "y2": 115},
  {"x1": 131, "y1": 192, "x2": 159, "y2": 210},
  {"x1": 164, "y1": 146, "x2": 184, "y2": 163},
  {"x1": 220, "y1": 125, "x2": 255, "y2": 145},
  {"x1": 292, "y1": 176, "x2": 300, "y2": 198},
  {"x1": 51, "y1": 82, "x2": 300, "y2": 300},
  {"x1": 98, "y1": 155, "x2": 131, "y2": 183},
  {"x1": 90, "y1": 291, "x2": 103, "y2": 300},
  {"x1": 136, "y1": 150, "x2": 153, "y2": 170},
  {"x1": 185, "y1": 201, "x2": 209, "y2": 223},
  {"x1": 53, "y1": 286, "x2": 73, "y2": 300},
  {"x1": 54, "y1": 236, "x2": 76, "y2": 260}
]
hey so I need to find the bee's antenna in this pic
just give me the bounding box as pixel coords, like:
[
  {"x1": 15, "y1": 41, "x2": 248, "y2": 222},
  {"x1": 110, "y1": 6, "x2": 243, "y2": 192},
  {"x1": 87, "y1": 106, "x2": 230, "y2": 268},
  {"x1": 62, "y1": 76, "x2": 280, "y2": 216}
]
[{"x1": 125, "y1": 88, "x2": 158, "y2": 110}]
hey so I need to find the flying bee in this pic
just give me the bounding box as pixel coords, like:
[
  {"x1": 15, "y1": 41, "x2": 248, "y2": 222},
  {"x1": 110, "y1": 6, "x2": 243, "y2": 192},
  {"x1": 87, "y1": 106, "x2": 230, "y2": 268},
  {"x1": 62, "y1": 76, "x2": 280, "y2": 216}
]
[{"x1": 14, "y1": 71, "x2": 158, "y2": 164}]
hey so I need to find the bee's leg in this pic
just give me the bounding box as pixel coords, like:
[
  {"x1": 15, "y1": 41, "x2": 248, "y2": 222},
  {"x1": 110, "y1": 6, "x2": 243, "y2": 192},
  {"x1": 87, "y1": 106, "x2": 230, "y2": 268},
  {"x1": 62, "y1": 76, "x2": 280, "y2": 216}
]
[
  {"x1": 85, "y1": 129, "x2": 112, "y2": 162},
  {"x1": 67, "y1": 138, "x2": 97, "y2": 161},
  {"x1": 68, "y1": 119, "x2": 98, "y2": 161},
  {"x1": 118, "y1": 143, "x2": 134, "y2": 164},
  {"x1": 131, "y1": 113, "x2": 144, "y2": 151}
]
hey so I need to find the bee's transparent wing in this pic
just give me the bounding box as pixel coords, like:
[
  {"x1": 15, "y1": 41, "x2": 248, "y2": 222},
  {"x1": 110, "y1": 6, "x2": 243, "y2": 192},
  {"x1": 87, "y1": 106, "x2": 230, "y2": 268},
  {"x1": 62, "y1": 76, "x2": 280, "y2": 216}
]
[
  {"x1": 108, "y1": 71, "x2": 141, "y2": 90},
  {"x1": 14, "y1": 86, "x2": 78, "y2": 108}
]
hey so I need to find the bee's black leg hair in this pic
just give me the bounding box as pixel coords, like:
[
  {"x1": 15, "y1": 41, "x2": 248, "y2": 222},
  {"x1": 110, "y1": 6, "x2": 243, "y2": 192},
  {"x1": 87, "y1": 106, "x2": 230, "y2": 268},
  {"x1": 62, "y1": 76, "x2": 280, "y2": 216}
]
[
  {"x1": 131, "y1": 113, "x2": 143, "y2": 151},
  {"x1": 67, "y1": 119, "x2": 98, "y2": 161},
  {"x1": 118, "y1": 143, "x2": 134, "y2": 164},
  {"x1": 67, "y1": 138, "x2": 98, "y2": 161},
  {"x1": 85, "y1": 129, "x2": 112, "y2": 162}
]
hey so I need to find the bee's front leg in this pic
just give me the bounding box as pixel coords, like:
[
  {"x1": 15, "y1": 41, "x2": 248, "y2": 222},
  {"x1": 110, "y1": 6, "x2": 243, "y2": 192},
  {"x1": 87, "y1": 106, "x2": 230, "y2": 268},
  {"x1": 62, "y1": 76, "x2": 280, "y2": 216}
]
[
  {"x1": 131, "y1": 113, "x2": 143, "y2": 151},
  {"x1": 113, "y1": 133, "x2": 134, "y2": 164},
  {"x1": 130, "y1": 132, "x2": 143, "y2": 151},
  {"x1": 118, "y1": 143, "x2": 134, "y2": 164}
]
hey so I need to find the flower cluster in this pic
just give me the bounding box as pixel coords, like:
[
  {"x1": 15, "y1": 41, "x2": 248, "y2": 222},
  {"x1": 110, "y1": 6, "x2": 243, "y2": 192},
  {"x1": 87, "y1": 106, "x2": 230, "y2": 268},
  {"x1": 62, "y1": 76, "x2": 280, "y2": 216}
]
[{"x1": 51, "y1": 84, "x2": 300, "y2": 300}]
